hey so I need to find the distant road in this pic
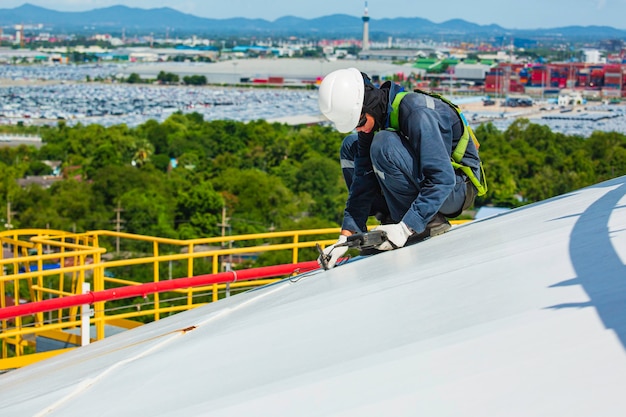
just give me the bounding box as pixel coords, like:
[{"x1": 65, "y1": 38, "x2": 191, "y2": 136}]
[{"x1": 0, "y1": 134, "x2": 42, "y2": 148}]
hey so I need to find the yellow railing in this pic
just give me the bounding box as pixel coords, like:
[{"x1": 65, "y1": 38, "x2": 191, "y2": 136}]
[
  {"x1": 0, "y1": 227, "x2": 340, "y2": 370},
  {"x1": 0, "y1": 221, "x2": 469, "y2": 370}
]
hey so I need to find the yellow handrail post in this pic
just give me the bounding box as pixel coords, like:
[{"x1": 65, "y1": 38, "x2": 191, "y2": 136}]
[
  {"x1": 58, "y1": 235, "x2": 67, "y2": 325},
  {"x1": 212, "y1": 252, "x2": 219, "y2": 302},
  {"x1": 0, "y1": 278, "x2": 9, "y2": 358},
  {"x1": 93, "y1": 251, "x2": 105, "y2": 342},
  {"x1": 58, "y1": 257, "x2": 65, "y2": 326},
  {"x1": 292, "y1": 233, "x2": 299, "y2": 264},
  {"x1": 68, "y1": 257, "x2": 79, "y2": 322},
  {"x1": 75, "y1": 253, "x2": 86, "y2": 326},
  {"x1": 90, "y1": 246, "x2": 103, "y2": 340},
  {"x1": 35, "y1": 241, "x2": 44, "y2": 326},
  {"x1": 211, "y1": 250, "x2": 219, "y2": 275},
  {"x1": 153, "y1": 241, "x2": 160, "y2": 321},
  {"x1": 15, "y1": 316, "x2": 23, "y2": 357},
  {"x1": 54, "y1": 271, "x2": 63, "y2": 328},
  {"x1": 13, "y1": 274, "x2": 22, "y2": 357},
  {"x1": 187, "y1": 243, "x2": 194, "y2": 277}
]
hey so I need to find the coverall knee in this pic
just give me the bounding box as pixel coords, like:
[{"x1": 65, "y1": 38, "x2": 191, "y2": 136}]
[{"x1": 340, "y1": 134, "x2": 390, "y2": 219}]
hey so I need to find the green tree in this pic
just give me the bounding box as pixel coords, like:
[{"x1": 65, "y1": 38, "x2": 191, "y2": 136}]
[
  {"x1": 13, "y1": 179, "x2": 108, "y2": 232},
  {"x1": 294, "y1": 155, "x2": 344, "y2": 222},
  {"x1": 175, "y1": 180, "x2": 224, "y2": 239},
  {"x1": 585, "y1": 131, "x2": 626, "y2": 180},
  {"x1": 0, "y1": 164, "x2": 25, "y2": 206},
  {"x1": 11, "y1": 185, "x2": 54, "y2": 230},
  {"x1": 182, "y1": 75, "x2": 207, "y2": 85},
  {"x1": 119, "y1": 189, "x2": 176, "y2": 238},
  {"x1": 137, "y1": 119, "x2": 170, "y2": 155},
  {"x1": 91, "y1": 165, "x2": 165, "y2": 207},
  {"x1": 126, "y1": 73, "x2": 142, "y2": 84},
  {"x1": 157, "y1": 71, "x2": 180, "y2": 84},
  {"x1": 132, "y1": 138, "x2": 155, "y2": 167},
  {"x1": 213, "y1": 168, "x2": 301, "y2": 234},
  {"x1": 26, "y1": 160, "x2": 53, "y2": 176}
]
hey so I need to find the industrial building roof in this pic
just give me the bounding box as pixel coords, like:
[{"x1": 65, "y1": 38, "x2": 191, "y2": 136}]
[{"x1": 122, "y1": 58, "x2": 420, "y2": 83}]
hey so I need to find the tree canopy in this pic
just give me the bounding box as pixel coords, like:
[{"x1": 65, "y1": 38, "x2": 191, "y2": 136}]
[{"x1": 2, "y1": 113, "x2": 626, "y2": 242}]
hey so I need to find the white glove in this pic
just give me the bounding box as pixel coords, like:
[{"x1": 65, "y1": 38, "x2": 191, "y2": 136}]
[
  {"x1": 318, "y1": 235, "x2": 348, "y2": 269},
  {"x1": 372, "y1": 222, "x2": 413, "y2": 251}
]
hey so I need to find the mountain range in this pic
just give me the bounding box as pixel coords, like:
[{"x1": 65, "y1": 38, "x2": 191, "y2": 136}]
[{"x1": 1, "y1": 3, "x2": 625, "y2": 42}]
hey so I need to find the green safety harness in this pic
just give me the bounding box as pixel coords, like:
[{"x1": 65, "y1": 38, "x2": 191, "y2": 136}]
[{"x1": 389, "y1": 90, "x2": 488, "y2": 196}]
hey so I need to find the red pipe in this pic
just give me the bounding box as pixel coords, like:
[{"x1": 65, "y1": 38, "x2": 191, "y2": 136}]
[{"x1": 0, "y1": 261, "x2": 320, "y2": 321}]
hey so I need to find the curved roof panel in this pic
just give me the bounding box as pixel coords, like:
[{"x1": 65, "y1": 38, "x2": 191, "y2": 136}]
[{"x1": 1, "y1": 177, "x2": 626, "y2": 416}]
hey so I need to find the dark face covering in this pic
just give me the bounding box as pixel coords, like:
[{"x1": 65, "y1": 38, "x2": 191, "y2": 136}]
[{"x1": 360, "y1": 73, "x2": 389, "y2": 131}]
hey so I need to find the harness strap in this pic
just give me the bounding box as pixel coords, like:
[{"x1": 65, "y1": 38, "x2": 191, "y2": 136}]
[{"x1": 390, "y1": 92, "x2": 407, "y2": 131}]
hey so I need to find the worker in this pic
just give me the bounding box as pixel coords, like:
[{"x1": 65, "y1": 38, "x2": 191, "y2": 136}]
[{"x1": 317, "y1": 67, "x2": 482, "y2": 268}]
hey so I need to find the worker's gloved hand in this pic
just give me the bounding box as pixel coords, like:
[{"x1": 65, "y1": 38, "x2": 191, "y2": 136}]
[
  {"x1": 372, "y1": 222, "x2": 413, "y2": 251},
  {"x1": 318, "y1": 235, "x2": 348, "y2": 269}
]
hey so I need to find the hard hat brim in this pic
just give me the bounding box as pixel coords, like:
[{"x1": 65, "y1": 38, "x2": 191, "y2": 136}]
[{"x1": 334, "y1": 115, "x2": 361, "y2": 133}]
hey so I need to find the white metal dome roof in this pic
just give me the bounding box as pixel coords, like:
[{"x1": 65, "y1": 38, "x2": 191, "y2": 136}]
[{"x1": 2, "y1": 176, "x2": 626, "y2": 416}]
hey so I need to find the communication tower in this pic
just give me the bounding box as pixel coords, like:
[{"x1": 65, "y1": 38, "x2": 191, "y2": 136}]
[{"x1": 362, "y1": 1, "x2": 370, "y2": 51}]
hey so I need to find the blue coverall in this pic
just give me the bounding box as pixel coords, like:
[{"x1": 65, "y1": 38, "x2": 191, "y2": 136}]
[{"x1": 340, "y1": 82, "x2": 481, "y2": 235}]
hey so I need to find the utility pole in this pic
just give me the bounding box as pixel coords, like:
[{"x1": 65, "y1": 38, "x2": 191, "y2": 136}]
[
  {"x1": 113, "y1": 202, "x2": 125, "y2": 254},
  {"x1": 217, "y1": 206, "x2": 233, "y2": 273},
  {"x1": 218, "y1": 206, "x2": 228, "y2": 241},
  {"x1": 45, "y1": 223, "x2": 51, "y2": 253},
  {"x1": 5, "y1": 200, "x2": 15, "y2": 230}
]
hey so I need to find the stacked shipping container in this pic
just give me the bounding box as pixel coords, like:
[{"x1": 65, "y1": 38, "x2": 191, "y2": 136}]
[{"x1": 479, "y1": 63, "x2": 626, "y2": 97}]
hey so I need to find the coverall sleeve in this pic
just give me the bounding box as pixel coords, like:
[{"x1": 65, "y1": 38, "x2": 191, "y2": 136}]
[
  {"x1": 399, "y1": 104, "x2": 456, "y2": 234},
  {"x1": 341, "y1": 132, "x2": 379, "y2": 233}
]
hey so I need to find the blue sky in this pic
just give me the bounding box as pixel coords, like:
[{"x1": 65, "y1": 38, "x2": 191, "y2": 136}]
[{"x1": 4, "y1": 0, "x2": 626, "y2": 30}]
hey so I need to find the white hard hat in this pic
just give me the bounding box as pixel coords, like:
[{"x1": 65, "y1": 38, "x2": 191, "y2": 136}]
[{"x1": 318, "y1": 67, "x2": 364, "y2": 133}]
